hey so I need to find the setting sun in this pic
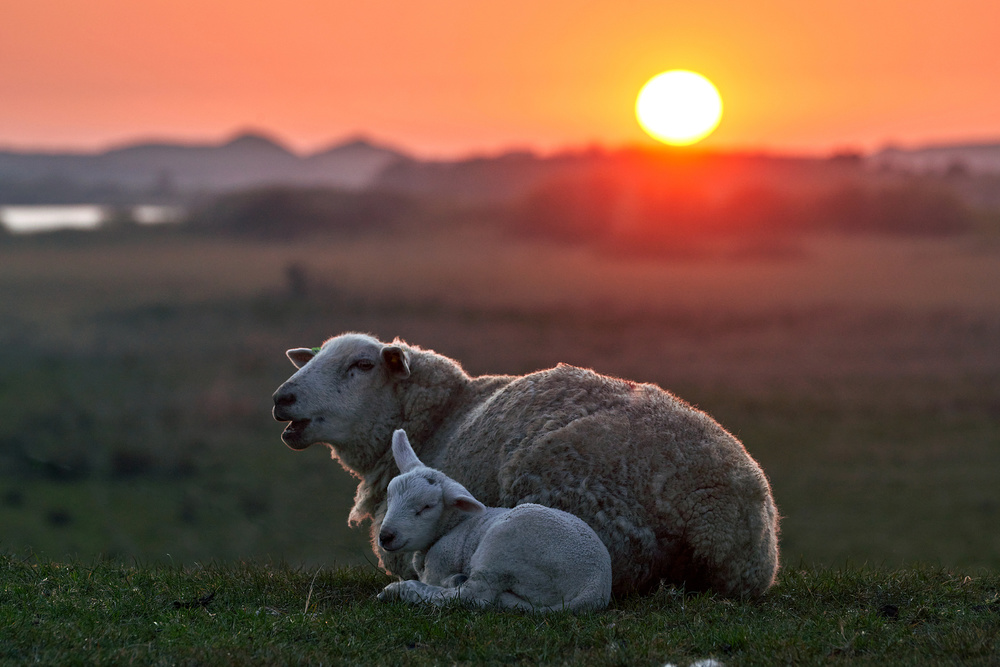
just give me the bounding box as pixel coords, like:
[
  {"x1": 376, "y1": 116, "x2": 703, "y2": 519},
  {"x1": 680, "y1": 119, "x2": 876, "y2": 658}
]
[{"x1": 635, "y1": 70, "x2": 723, "y2": 146}]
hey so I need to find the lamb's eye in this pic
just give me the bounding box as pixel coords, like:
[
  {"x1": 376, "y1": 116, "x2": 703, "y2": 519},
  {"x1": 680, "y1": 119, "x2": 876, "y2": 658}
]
[
  {"x1": 415, "y1": 504, "x2": 433, "y2": 516},
  {"x1": 354, "y1": 359, "x2": 375, "y2": 371}
]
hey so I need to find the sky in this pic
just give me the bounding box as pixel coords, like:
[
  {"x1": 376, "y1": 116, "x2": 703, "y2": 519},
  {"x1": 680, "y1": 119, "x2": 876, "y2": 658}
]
[{"x1": 2, "y1": 0, "x2": 999, "y2": 158}]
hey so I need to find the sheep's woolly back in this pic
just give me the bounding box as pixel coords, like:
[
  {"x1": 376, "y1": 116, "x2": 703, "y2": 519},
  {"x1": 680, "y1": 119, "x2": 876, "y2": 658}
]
[{"x1": 392, "y1": 341, "x2": 475, "y2": 445}]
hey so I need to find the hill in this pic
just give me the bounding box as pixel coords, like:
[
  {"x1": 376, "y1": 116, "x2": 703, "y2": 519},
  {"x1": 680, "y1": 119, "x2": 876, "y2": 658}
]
[
  {"x1": 0, "y1": 132, "x2": 410, "y2": 200},
  {"x1": 870, "y1": 141, "x2": 1000, "y2": 175},
  {"x1": 4, "y1": 136, "x2": 1000, "y2": 217}
]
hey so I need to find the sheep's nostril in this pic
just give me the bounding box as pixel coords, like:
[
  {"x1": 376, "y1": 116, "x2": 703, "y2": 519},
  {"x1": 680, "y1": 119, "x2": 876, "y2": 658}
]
[
  {"x1": 274, "y1": 391, "x2": 297, "y2": 407},
  {"x1": 379, "y1": 529, "x2": 395, "y2": 547}
]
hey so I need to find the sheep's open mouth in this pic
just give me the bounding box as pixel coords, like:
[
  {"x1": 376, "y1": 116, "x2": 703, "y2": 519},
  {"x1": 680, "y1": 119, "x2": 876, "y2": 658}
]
[{"x1": 281, "y1": 420, "x2": 312, "y2": 449}]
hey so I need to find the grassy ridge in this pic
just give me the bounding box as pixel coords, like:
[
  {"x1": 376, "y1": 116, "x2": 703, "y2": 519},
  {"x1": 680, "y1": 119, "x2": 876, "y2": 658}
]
[{"x1": 2, "y1": 554, "x2": 998, "y2": 666}]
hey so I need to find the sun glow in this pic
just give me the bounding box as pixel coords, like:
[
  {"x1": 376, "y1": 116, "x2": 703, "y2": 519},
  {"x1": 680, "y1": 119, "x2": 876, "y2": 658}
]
[{"x1": 635, "y1": 70, "x2": 723, "y2": 146}]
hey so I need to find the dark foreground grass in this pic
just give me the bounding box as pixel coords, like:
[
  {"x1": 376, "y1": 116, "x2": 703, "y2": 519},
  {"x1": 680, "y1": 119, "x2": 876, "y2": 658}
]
[{"x1": 2, "y1": 554, "x2": 997, "y2": 666}]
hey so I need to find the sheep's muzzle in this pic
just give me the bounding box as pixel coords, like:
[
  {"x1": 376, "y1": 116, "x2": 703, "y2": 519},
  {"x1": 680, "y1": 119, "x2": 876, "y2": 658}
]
[{"x1": 277, "y1": 418, "x2": 312, "y2": 450}]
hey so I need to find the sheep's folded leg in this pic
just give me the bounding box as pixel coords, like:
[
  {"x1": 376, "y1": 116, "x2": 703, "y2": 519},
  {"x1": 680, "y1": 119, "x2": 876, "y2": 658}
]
[
  {"x1": 379, "y1": 580, "x2": 450, "y2": 605},
  {"x1": 379, "y1": 579, "x2": 500, "y2": 608}
]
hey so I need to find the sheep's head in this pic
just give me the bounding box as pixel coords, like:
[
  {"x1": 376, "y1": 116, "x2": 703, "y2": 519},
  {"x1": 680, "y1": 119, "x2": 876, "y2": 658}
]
[
  {"x1": 379, "y1": 430, "x2": 484, "y2": 553},
  {"x1": 271, "y1": 333, "x2": 410, "y2": 458}
]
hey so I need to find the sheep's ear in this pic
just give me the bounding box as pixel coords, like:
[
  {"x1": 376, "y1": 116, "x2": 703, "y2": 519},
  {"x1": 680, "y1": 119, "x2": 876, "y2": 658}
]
[
  {"x1": 443, "y1": 480, "x2": 485, "y2": 514},
  {"x1": 286, "y1": 348, "x2": 316, "y2": 369},
  {"x1": 382, "y1": 346, "x2": 410, "y2": 378},
  {"x1": 391, "y1": 429, "x2": 423, "y2": 472}
]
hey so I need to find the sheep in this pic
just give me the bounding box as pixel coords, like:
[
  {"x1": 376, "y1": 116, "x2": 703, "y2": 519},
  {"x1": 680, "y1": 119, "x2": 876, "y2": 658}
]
[
  {"x1": 272, "y1": 332, "x2": 780, "y2": 598},
  {"x1": 376, "y1": 429, "x2": 612, "y2": 612}
]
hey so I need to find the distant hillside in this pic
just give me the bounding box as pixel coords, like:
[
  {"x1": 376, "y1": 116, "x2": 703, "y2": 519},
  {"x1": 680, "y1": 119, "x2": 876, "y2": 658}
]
[
  {"x1": 5, "y1": 134, "x2": 1000, "y2": 219},
  {"x1": 0, "y1": 132, "x2": 410, "y2": 201},
  {"x1": 374, "y1": 149, "x2": 605, "y2": 204},
  {"x1": 869, "y1": 141, "x2": 1000, "y2": 174},
  {"x1": 184, "y1": 186, "x2": 425, "y2": 239},
  {"x1": 376, "y1": 148, "x2": 865, "y2": 206}
]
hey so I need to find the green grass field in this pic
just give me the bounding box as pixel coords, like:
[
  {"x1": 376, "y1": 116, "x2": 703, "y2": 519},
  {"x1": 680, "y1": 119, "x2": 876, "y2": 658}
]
[
  {"x1": 2, "y1": 228, "x2": 998, "y2": 571},
  {"x1": 1, "y1": 225, "x2": 999, "y2": 662},
  {"x1": 2, "y1": 554, "x2": 998, "y2": 665}
]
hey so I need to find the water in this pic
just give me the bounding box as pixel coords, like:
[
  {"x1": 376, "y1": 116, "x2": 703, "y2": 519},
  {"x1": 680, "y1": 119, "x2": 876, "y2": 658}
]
[{"x1": 0, "y1": 205, "x2": 184, "y2": 234}]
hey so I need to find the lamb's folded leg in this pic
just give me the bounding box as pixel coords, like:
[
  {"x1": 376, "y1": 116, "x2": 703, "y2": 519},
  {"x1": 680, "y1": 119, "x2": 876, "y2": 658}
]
[
  {"x1": 378, "y1": 578, "x2": 496, "y2": 608},
  {"x1": 378, "y1": 580, "x2": 450, "y2": 605},
  {"x1": 441, "y1": 573, "x2": 469, "y2": 588}
]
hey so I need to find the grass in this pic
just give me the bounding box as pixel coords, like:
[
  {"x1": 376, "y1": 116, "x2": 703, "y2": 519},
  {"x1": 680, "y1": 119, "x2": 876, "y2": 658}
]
[
  {"x1": 2, "y1": 553, "x2": 998, "y2": 666},
  {"x1": 1, "y1": 226, "x2": 999, "y2": 663},
  {"x1": 1, "y1": 229, "x2": 999, "y2": 572}
]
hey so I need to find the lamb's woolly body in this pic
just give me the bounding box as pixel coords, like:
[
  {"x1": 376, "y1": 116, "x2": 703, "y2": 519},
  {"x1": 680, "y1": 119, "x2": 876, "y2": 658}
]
[
  {"x1": 377, "y1": 430, "x2": 612, "y2": 612},
  {"x1": 273, "y1": 332, "x2": 780, "y2": 597}
]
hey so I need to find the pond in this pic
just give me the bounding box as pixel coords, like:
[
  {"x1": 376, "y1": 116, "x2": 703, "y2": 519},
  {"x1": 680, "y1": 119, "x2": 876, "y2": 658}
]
[{"x1": 0, "y1": 204, "x2": 184, "y2": 233}]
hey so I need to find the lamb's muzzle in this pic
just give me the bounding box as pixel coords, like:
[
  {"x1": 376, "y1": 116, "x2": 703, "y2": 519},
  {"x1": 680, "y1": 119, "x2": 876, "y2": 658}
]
[{"x1": 378, "y1": 528, "x2": 401, "y2": 551}]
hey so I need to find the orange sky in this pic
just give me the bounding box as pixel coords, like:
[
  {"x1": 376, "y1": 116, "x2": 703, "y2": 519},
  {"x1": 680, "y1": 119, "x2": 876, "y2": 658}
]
[{"x1": 2, "y1": 0, "x2": 999, "y2": 157}]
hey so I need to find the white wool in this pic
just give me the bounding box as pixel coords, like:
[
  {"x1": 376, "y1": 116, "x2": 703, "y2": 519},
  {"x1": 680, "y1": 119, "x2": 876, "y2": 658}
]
[
  {"x1": 273, "y1": 332, "x2": 779, "y2": 597},
  {"x1": 376, "y1": 430, "x2": 612, "y2": 612}
]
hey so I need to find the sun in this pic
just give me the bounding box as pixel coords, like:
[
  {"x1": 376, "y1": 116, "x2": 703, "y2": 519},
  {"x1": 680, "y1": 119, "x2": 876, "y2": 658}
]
[{"x1": 635, "y1": 70, "x2": 723, "y2": 146}]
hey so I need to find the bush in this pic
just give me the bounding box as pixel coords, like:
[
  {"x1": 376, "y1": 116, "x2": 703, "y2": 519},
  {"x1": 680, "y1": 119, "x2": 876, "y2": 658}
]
[
  {"x1": 185, "y1": 187, "x2": 423, "y2": 238},
  {"x1": 517, "y1": 170, "x2": 976, "y2": 256},
  {"x1": 817, "y1": 182, "x2": 975, "y2": 235}
]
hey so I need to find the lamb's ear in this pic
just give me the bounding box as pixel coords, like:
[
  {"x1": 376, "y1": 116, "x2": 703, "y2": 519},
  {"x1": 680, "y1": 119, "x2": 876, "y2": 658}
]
[
  {"x1": 443, "y1": 479, "x2": 485, "y2": 514},
  {"x1": 381, "y1": 345, "x2": 410, "y2": 378},
  {"x1": 286, "y1": 348, "x2": 316, "y2": 369},
  {"x1": 391, "y1": 429, "x2": 423, "y2": 473}
]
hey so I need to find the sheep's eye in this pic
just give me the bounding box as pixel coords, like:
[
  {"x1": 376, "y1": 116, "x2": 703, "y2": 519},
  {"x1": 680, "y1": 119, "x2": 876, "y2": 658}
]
[
  {"x1": 415, "y1": 504, "x2": 433, "y2": 516},
  {"x1": 354, "y1": 359, "x2": 375, "y2": 371}
]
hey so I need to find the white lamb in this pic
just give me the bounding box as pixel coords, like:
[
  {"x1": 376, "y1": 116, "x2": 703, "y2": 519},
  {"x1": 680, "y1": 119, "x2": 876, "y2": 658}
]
[
  {"x1": 272, "y1": 332, "x2": 780, "y2": 598},
  {"x1": 376, "y1": 429, "x2": 612, "y2": 612}
]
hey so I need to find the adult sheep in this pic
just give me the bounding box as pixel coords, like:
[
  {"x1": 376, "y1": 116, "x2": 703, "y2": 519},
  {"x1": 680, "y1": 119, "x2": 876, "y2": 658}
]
[{"x1": 272, "y1": 332, "x2": 779, "y2": 597}]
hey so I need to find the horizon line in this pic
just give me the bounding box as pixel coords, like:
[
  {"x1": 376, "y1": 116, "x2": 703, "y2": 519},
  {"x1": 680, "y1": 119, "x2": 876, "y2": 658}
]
[{"x1": 2, "y1": 128, "x2": 1000, "y2": 162}]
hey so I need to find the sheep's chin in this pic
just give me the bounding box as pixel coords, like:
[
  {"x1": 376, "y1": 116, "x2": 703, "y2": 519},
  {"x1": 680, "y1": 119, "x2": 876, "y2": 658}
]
[{"x1": 281, "y1": 420, "x2": 314, "y2": 450}]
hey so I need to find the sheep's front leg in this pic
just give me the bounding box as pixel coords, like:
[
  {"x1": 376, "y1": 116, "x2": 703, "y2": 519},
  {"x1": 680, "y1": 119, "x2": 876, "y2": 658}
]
[
  {"x1": 378, "y1": 580, "x2": 452, "y2": 605},
  {"x1": 378, "y1": 578, "x2": 497, "y2": 608}
]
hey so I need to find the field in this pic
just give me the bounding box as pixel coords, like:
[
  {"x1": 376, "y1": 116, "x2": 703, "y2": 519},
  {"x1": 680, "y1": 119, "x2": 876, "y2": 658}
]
[
  {"x1": 1, "y1": 223, "x2": 999, "y2": 577},
  {"x1": 3, "y1": 555, "x2": 999, "y2": 665}
]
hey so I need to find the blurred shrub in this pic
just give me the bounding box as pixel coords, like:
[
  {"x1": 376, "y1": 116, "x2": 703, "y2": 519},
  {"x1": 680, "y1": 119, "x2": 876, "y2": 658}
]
[
  {"x1": 183, "y1": 186, "x2": 423, "y2": 238},
  {"x1": 45, "y1": 508, "x2": 73, "y2": 527},
  {"x1": 517, "y1": 170, "x2": 975, "y2": 255},
  {"x1": 2, "y1": 490, "x2": 24, "y2": 507},
  {"x1": 0, "y1": 176, "x2": 132, "y2": 205},
  {"x1": 815, "y1": 183, "x2": 975, "y2": 235},
  {"x1": 239, "y1": 490, "x2": 270, "y2": 519},
  {"x1": 109, "y1": 446, "x2": 157, "y2": 480}
]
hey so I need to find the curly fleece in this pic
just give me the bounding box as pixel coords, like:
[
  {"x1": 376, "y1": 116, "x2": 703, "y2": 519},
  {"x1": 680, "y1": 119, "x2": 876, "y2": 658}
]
[{"x1": 280, "y1": 334, "x2": 779, "y2": 598}]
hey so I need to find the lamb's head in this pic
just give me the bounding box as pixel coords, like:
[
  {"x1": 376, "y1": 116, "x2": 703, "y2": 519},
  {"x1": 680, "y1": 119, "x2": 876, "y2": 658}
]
[
  {"x1": 378, "y1": 430, "x2": 484, "y2": 553},
  {"x1": 271, "y1": 333, "x2": 411, "y2": 456}
]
